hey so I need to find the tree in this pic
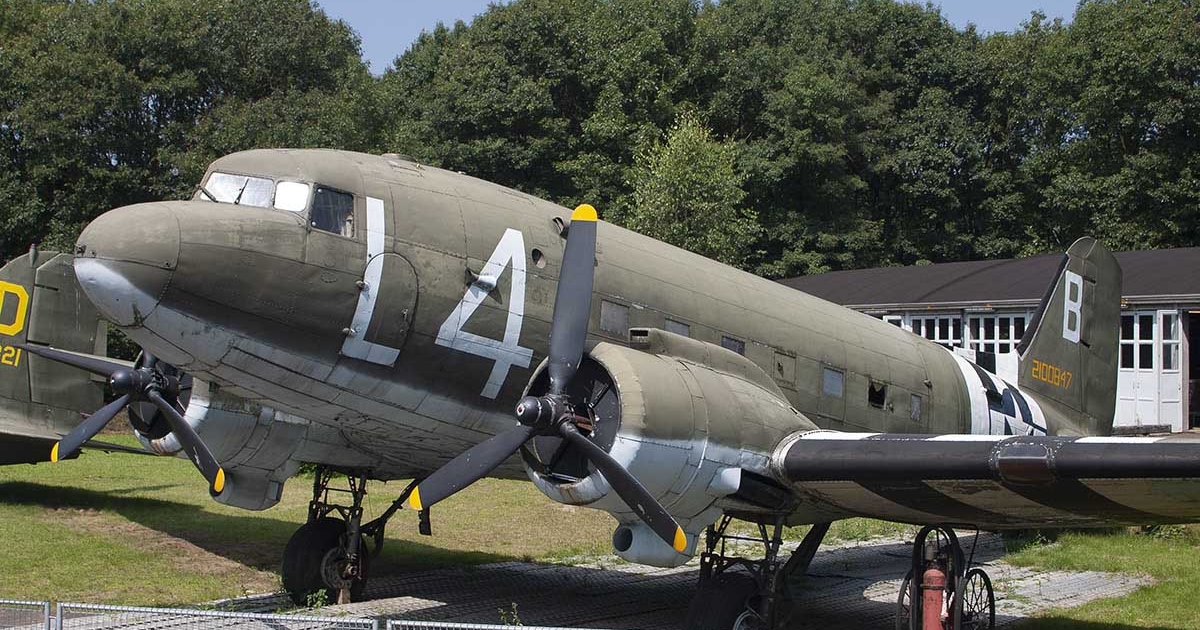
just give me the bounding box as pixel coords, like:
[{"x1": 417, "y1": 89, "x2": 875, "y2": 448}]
[
  {"x1": 0, "y1": 0, "x2": 376, "y2": 260},
  {"x1": 622, "y1": 111, "x2": 759, "y2": 267}
]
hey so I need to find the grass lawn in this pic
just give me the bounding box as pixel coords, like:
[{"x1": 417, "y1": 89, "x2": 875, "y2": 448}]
[
  {"x1": 1007, "y1": 526, "x2": 1200, "y2": 629},
  {"x1": 0, "y1": 436, "x2": 615, "y2": 605}
]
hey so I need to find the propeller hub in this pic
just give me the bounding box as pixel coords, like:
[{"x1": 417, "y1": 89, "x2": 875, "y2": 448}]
[
  {"x1": 108, "y1": 369, "x2": 138, "y2": 396},
  {"x1": 109, "y1": 367, "x2": 179, "y2": 400},
  {"x1": 515, "y1": 395, "x2": 556, "y2": 428}
]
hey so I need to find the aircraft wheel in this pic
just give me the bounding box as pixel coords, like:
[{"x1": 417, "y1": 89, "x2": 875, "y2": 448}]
[
  {"x1": 684, "y1": 572, "x2": 760, "y2": 630},
  {"x1": 282, "y1": 517, "x2": 369, "y2": 606}
]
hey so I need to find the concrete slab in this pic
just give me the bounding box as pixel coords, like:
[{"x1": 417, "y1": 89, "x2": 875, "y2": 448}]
[{"x1": 218, "y1": 533, "x2": 1152, "y2": 629}]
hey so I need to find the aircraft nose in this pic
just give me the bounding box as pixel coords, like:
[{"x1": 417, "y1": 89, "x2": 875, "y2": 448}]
[{"x1": 73, "y1": 203, "x2": 180, "y2": 327}]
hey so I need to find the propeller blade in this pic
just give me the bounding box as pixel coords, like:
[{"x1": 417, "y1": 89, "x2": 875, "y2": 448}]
[
  {"x1": 547, "y1": 204, "x2": 598, "y2": 395},
  {"x1": 147, "y1": 391, "x2": 225, "y2": 496},
  {"x1": 408, "y1": 424, "x2": 538, "y2": 511},
  {"x1": 18, "y1": 344, "x2": 128, "y2": 378},
  {"x1": 557, "y1": 422, "x2": 687, "y2": 553},
  {"x1": 51, "y1": 394, "x2": 131, "y2": 462}
]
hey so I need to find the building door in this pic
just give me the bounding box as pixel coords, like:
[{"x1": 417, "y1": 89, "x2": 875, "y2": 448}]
[
  {"x1": 1158, "y1": 310, "x2": 1183, "y2": 431},
  {"x1": 1117, "y1": 312, "x2": 1159, "y2": 426}
]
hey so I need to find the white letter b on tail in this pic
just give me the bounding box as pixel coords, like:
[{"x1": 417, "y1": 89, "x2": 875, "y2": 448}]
[{"x1": 1062, "y1": 270, "x2": 1083, "y2": 343}]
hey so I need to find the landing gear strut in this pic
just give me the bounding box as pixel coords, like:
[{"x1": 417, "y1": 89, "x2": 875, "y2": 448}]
[
  {"x1": 280, "y1": 467, "x2": 419, "y2": 606},
  {"x1": 685, "y1": 516, "x2": 831, "y2": 630},
  {"x1": 895, "y1": 525, "x2": 995, "y2": 630}
]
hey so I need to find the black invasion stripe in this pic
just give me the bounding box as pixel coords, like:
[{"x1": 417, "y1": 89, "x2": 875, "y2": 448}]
[
  {"x1": 1001, "y1": 480, "x2": 1170, "y2": 523},
  {"x1": 857, "y1": 479, "x2": 1024, "y2": 526},
  {"x1": 1004, "y1": 386, "x2": 1048, "y2": 434},
  {"x1": 970, "y1": 362, "x2": 1000, "y2": 398}
]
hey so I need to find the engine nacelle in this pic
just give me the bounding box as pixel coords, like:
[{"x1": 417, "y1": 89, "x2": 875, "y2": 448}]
[
  {"x1": 521, "y1": 328, "x2": 815, "y2": 567},
  {"x1": 131, "y1": 374, "x2": 370, "y2": 510}
]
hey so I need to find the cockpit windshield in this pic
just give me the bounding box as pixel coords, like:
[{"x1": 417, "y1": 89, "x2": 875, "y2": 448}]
[
  {"x1": 204, "y1": 172, "x2": 274, "y2": 208},
  {"x1": 196, "y1": 171, "x2": 351, "y2": 237}
]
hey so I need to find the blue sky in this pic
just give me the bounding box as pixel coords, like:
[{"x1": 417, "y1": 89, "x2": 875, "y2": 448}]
[{"x1": 319, "y1": 0, "x2": 1080, "y2": 75}]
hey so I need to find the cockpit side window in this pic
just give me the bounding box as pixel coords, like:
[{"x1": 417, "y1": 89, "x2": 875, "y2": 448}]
[
  {"x1": 204, "y1": 172, "x2": 273, "y2": 208},
  {"x1": 274, "y1": 181, "x2": 310, "y2": 212},
  {"x1": 311, "y1": 186, "x2": 354, "y2": 237}
]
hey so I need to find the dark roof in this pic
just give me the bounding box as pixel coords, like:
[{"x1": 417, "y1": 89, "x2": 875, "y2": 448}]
[{"x1": 778, "y1": 247, "x2": 1200, "y2": 308}]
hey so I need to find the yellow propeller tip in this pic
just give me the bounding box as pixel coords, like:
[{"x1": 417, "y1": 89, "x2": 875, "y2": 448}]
[
  {"x1": 571, "y1": 204, "x2": 598, "y2": 222},
  {"x1": 673, "y1": 527, "x2": 688, "y2": 553},
  {"x1": 49, "y1": 442, "x2": 60, "y2": 463},
  {"x1": 213, "y1": 468, "x2": 226, "y2": 494},
  {"x1": 408, "y1": 486, "x2": 423, "y2": 511}
]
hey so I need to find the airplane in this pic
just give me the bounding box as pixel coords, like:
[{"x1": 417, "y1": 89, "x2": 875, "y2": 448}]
[{"x1": 4, "y1": 148, "x2": 1200, "y2": 629}]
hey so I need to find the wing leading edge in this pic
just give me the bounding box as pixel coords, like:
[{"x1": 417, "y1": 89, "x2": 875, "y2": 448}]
[{"x1": 772, "y1": 432, "x2": 1200, "y2": 529}]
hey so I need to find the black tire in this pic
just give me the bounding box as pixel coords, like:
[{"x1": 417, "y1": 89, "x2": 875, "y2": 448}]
[
  {"x1": 684, "y1": 572, "x2": 760, "y2": 630},
  {"x1": 895, "y1": 569, "x2": 913, "y2": 630},
  {"x1": 952, "y1": 567, "x2": 995, "y2": 630},
  {"x1": 281, "y1": 517, "x2": 370, "y2": 606}
]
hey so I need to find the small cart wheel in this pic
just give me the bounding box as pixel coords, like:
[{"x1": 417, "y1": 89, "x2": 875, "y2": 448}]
[
  {"x1": 895, "y1": 569, "x2": 914, "y2": 630},
  {"x1": 953, "y1": 567, "x2": 995, "y2": 630}
]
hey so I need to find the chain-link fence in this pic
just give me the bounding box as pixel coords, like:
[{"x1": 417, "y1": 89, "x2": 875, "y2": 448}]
[
  {"x1": 389, "y1": 621, "x2": 618, "y2": 630},
  {"x1": 0, "y1": 600, "x2": 50, "y2": 630},
  {"x1": 57, "y1": 604, "x2": 377, "y2": 630}
]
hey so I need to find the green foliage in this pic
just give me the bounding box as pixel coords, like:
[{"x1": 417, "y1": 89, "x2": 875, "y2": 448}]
[
  {"x1": 0, "y1": 0, "x2": 376, "y2": 260},
  {"x1": 622, "y1": 111, "x2": 759, "y2": 266},
  {"x1": 498, "y1": 602, "x2": 522, "y2": 626},
  {"x1": 2, "y1": 0, "x2": 1198, "y2": 277}
]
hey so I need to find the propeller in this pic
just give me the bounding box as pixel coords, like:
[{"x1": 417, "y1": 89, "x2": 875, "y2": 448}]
[
  {"x1": 19, "y1": 344, "x2": 225, "y2": 495},
  {"x1": 408, "y1": 205, "x2": 687, "y2": 554}
]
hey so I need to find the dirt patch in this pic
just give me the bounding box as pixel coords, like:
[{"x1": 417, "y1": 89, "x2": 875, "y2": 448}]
[{"x1": 52, "y1": 507, "x2": 278, "y2": 594}]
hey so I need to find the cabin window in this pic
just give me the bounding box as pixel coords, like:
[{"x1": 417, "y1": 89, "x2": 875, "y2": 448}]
[
  {"x1": 910, "y1": 394, "x2": 922, "y2": 421},
  {"x1": 600, "y1": 300, "x2": 629, "y2": 336},
  {"x1": 274, "y1": 181, "x2": 310, "y2": 212},
  {"x1": 822, "y1": 367, "x2": 844, "y2": 398},
  {"x1": 204, "y1": 172, "x2": 273, "y2": 208},
  {"x1": 868, "y1": 381, "x2": 887, "y2": 409},
  {"x1": 665, "y1": 319, "x2": 690, "y2": 336},
  {"x1": 721, "y1": 336, "x2": 745, "y2": 355},
  {"x1": 311, "y1": 186, "x2": 354, "y2": 237}
]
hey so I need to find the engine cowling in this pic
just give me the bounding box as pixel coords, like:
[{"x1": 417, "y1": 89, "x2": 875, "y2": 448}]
[
  {"x1": 520, "y1": 328, "x2": 815, "y2": 567},
  {"x1": 128, "y1": 356, "x2": 370, "y2": 510}
]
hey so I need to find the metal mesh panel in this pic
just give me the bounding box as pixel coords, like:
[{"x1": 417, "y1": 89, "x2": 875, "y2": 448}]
[
  {"x1": 57, "y1": 604, "x2": 376, "y2": 630},
  {"x1": 0, "y1": 600, "x2": 49, "y2": 630},
  {"x1": 389, "y1": 621, "x2": 620, "y2": 630}
]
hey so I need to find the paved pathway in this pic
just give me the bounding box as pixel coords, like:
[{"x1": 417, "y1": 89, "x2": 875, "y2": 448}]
[{"x1": 215, "y1": 532, "x2": 1150, "y2": 629}]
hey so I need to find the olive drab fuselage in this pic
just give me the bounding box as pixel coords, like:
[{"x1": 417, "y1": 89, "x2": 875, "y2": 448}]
[{"x1": 67, "y1": 149, "x2": 1064, "y2": 518}]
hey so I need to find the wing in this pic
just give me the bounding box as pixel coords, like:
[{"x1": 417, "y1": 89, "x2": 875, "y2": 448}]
[{"x1": 774, "y1": 432, "x2": 1200, "y2": 528}]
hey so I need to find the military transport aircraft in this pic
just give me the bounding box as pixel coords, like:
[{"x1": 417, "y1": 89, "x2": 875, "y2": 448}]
[{"x1": 3, "y1": 148, "x2": 1200, "y2": 628}]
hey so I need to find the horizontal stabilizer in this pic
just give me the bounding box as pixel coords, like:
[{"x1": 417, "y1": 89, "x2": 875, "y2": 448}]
[{"x1": 774, "y1": 432, "x2": 1200, "y2": 528}]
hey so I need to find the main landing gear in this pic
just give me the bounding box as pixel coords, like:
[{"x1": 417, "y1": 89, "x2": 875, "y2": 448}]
[
  {"x1": 281, "y1": 467, "x2": 417, "y2": 606},
  {"x1": 685, "y1": 516, "x2": 831, "y2": 630},
  {"x1": 895, "y1": 526, "x2": 995, "y2": 630}
]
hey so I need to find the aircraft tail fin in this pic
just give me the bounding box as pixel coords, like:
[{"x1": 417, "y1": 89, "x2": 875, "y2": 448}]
[
  {"x1": 0, "y1": 248, "x2": 107, "y2": 455},
  {"x1": 1016, "y1": 237, "x2": 1121, "y2": 436}
]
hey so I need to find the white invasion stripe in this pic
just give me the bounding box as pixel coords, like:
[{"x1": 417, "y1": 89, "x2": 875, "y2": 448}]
[
  {"x1": 927, "y1": 434, "x2": 1007, "y2": 442},
  {"x1": 798, "y1": 432, "x2": 879, "y2": 441},
  {"x1": 1076, "y1": 436, "x2": 1168, "y2": 444}
]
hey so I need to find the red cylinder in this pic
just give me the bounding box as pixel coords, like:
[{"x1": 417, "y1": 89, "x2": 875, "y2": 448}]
[{"x1": 922, "y1": 566, "x2": 947, "y2": 630}]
